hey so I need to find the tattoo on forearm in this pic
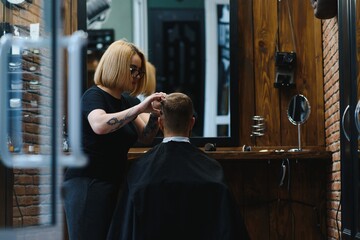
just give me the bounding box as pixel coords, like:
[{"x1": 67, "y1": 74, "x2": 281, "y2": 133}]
[
  {"x1": 106, "y1": 109, "x2": 137, "y2": 132},
  {"x1": 142, "y1": 114, "x2": 159, "y2": 138}
]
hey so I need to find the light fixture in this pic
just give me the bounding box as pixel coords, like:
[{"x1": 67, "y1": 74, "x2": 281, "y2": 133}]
[{"x1": 2, "y1": 0, "x2": 32, "y2": 9}]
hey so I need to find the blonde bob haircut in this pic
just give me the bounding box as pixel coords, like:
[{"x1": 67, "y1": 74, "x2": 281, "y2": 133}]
[
  {"x1": 142, "y1": 62, "x2": 156, "y2": 96},
  {"x1": 94, "y1": 39, "x2": 147, "y2": 96}
]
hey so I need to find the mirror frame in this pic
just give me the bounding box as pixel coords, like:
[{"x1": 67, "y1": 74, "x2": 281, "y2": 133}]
[
  {"x1": 287, "y1": 94, "x2": 311, "y2": 125},
  {"x1": 77, "y1": 0, "x2": 239, "y2": 147}
]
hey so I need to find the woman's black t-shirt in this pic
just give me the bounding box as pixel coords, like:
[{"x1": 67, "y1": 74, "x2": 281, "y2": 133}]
[{"x1": 64, "y1": 86, "x2": 138, "y2": 185}]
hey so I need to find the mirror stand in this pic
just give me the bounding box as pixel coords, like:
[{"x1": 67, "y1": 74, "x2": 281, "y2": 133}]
[
  {"x1": 289, "y1": 124, "x2": 302, "y2": 152},
  {"x1": 287, "y1": 94, "x2": 311, "y2": 152}
]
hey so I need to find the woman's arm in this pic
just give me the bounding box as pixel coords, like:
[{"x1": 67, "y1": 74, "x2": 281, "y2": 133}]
[
  {"x1": 87, "y1": 105, "x2": 140, "y2": 134},
  {"x1": 135, "y1": 112, "x2": 160, "y2": 144},
  {"x1": 87, "y1": 92, "x2": 165, "y2": 135},
  {"x1": 133, "y1": 96, "x2": 163, "y2": 144}
]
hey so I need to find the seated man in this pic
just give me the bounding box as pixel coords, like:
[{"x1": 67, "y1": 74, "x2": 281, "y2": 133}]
[{"x1": 107, "y1": 93, "x2": 249, "y2": 240}]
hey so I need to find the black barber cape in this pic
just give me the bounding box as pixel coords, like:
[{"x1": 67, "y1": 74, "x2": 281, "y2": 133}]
[{"x1": 107, "y1": 141, "x2": 249, "y2": 240}]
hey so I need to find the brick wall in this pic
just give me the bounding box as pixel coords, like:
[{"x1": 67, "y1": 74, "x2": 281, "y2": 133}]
[
  {"x1": 12, "y1": 169, "x2": 52, "y2": 227},
  {"x1": 322, "y1": 18, "x2": 341, "y2": 240}
]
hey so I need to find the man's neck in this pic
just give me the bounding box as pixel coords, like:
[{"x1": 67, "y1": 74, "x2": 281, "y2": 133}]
[{"x1": 162, "y1": 136, "x2": 190, "y2": 143}]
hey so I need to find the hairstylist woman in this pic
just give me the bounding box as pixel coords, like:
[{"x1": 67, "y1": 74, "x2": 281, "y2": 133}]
[{"x1": 62, "y1": 39, "x2": 166, "y2": 240}]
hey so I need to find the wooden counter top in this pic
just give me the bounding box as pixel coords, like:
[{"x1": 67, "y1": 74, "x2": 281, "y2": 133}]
[{"x1": 128, "y1": 146, "x2": 332, "y2": 161}]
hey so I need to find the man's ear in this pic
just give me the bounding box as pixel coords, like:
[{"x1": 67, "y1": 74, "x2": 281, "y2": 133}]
[
  {"x1": 158, "y1": 117, "x2": 164, "y2": 132},
  {"x1": 190, "y1": 116, "x2": 195, "y2": 129},
  {"x1": 187, "y1": 116, "x2": 195, "y2": 138}
]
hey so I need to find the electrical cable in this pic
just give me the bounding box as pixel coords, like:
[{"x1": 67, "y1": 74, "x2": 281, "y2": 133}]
[
  {"x1": 336, "y1": 197, "x2": 342, "y2": 240},
  {"x1": 241, "y1": 198, "x2": 326, "y2": 237},
  {"x1": 275, "y1": 0, "x2": 297, "y2": 52},
  {"x1": 13, "y1": 188, "x2": 24, "y2": 226},
  {"x1": 241, "y1": 157, "x2": 326, "y2": 238},
  {"x1": 285, "y1": 158, "x2": 290, "y2": 191},
  {"x1": 283, "y1": 158, "x2": 295, "y2": 240},
  {"x1": 285, "y1": 0, "x2": 297, "y2": 53},
  {"x1": 276, "y1": 0, "x2": 280, "y2": 52}
]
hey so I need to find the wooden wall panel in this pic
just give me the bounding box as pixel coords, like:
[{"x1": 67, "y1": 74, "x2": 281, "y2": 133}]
[
  {"x1": 252, "y1": 0, "x2": 280, "y2": 146},
  {"x1": 238, "y1": 0, "x2": 255, "y2": 145},
  {"x1": 277, "y1": 0, "x2": 299, "y2": 146},
  {"x1": 62, "y1": 0, "x2": 78, "y2": 35},
  {"x1": 222, "y1": 160, "x2": 271, "y2": 239},
  {"x1": 238, "y1": 0, "x2": 324, "y2": 147},
  {"x1": 222, "y1": 158, "x2": 328, "y2": 239},
  {"x1": 277, "y1": 0, "x2": 324, "y2": 147}
]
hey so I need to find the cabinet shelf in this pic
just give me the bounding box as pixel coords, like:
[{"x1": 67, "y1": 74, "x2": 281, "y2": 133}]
[
  {"x1": 8, "y1": 89, "x2": 40, "y2": 93},
  {"x1": 8, "y1": 70, "x2": 40, "y2": 74},
  {"x1": 8, "y1": 107, "x2": 40, "y2": 111}
]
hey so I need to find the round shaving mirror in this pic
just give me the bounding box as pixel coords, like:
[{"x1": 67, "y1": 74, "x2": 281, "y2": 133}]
[
  {"x1": 287, "y1": 94, "x2": 311, "y2": 125},
  {"x1": 287, "y1": 94, "x2": 311, "y2": 151}
]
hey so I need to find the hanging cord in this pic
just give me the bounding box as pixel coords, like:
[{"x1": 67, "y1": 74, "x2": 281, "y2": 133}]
[
  {"x1": 336, "y1": 199, "x2": 342, "y2": 240},
  {"x1": 285, "y1": 0, "x2": 297, "y2": 53},
  {"x1": 275, "y1": 0, "x2": 280, "y2": 52},
  {"x1": 276, "y1": 0, "x2": 297, "y2": 53},
  {"x1": 13, "y1": 188, "x2": 24, "y2": 226},
  {"x1": 279, "y1": 158, "x2": 290, "y2": 191}
]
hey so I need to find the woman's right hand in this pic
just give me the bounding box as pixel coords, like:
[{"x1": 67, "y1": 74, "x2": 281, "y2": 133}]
[{"x1": 140, "y1": 92, "x2": 166, "y2": 114}]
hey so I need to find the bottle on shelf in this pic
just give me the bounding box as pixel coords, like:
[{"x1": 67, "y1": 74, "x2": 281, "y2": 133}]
[
  {"x1": 62, "y1": 115, "x2": 69, "y2": 152},
  {"x1": 7, "y1": 135, "x2": 14, "y2": 152}
]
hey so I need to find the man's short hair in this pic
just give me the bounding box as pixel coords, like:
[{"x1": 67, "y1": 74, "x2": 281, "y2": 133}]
[{"x1": 161, "y1": 93, "x2": 194, "y2": 133}]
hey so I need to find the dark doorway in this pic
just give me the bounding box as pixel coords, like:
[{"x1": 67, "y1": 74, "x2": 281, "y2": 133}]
[
  {"x1": 0, "y1": 163, "x2": 13, "y2": 227},
  {"x1": 148, "y1": 8, "x2": 205, "y2": 137}
]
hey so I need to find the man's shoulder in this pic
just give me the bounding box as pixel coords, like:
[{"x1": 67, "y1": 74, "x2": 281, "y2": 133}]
[
  {"x1": 140, "y1": 142, "x2": 219, "y2": 163},
  {"x1": 131, "y1": 142, "x2": 222, "y2": 173}
]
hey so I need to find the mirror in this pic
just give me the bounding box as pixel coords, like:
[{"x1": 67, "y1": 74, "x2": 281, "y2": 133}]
[
  {"x1": 80, "y1": 0, "x2": 239, "y2": 147},
  {"x1": 287, "y1": 94, "x2": 311, "y2": 151},
  {"x1": 287, "y1": 94, "x2": 311, "y2": 125}
]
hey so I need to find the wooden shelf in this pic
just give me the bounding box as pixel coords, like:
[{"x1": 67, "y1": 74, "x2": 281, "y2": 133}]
[{"x1": 128, "y1": 146, "x2": 332, "y2": 161}]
